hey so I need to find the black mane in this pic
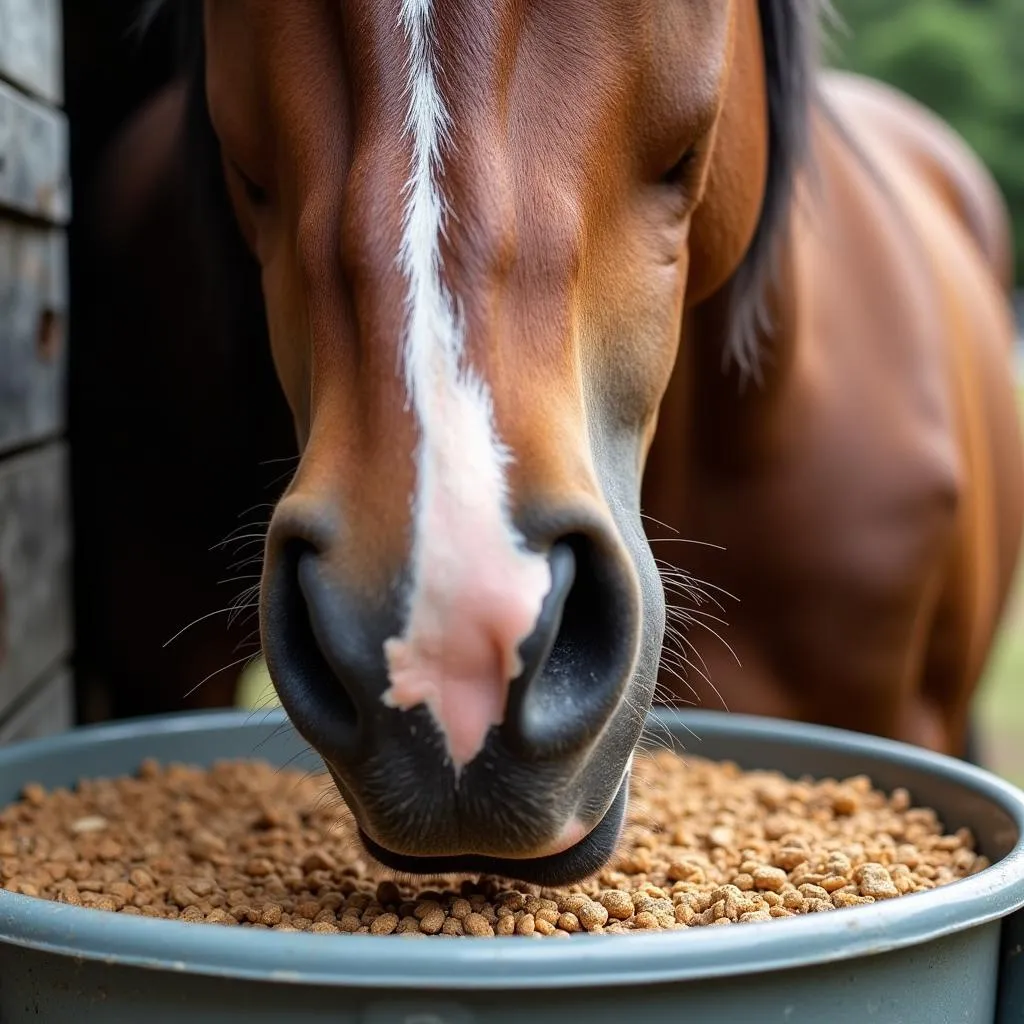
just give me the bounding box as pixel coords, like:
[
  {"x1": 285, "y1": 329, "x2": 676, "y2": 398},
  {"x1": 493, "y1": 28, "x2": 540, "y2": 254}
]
[
  {"x1": 727, "y1": 0, "x2": 824, "y2": 378},
  {"x1": 142, "y1": 0, "x2": 825, "y2": 379}
]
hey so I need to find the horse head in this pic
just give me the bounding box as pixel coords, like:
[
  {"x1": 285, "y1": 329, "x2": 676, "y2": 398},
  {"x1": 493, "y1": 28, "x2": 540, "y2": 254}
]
[{"x1": 186, "y1": 0, "x2": 815, "y2": 883}]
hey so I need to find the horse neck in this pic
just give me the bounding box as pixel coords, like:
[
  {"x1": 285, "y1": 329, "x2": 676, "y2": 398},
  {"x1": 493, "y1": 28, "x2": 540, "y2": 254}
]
[{"x1": 663, "y1": 227, "x2": 802, "y2": 476}]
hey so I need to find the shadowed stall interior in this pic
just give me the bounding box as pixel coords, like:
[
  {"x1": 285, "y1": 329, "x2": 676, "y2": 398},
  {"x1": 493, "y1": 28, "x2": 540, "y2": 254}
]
[{"x1": 64, "y1": 1, "x2": 296, "y2": 725}]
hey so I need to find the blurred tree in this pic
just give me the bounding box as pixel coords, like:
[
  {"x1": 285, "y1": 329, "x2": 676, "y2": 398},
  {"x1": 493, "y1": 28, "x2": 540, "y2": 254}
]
[{"x1": 828, "y1": 0, "x2": 1024, "y2": 284}]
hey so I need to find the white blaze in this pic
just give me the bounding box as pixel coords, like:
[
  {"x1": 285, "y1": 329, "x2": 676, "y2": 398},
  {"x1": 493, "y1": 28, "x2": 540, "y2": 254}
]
[{"x1": 382, "y1": 0, "x2": 552, "y2": 772}]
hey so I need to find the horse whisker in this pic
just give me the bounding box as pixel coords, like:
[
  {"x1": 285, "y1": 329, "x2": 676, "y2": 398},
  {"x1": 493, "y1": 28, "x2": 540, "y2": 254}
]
[
  {"x1": 647, "y1": 537, "x2": 727, "y2": 551},
  {"x1": 182, "y1": 651, "x2": 262, "y2": 700},
  {"x1": 210, "y1": 533, "x2": 268, "y2": 552},
  {"x1": 163, "y1": 604, "x2": 258, "y2": 648},
  {"x1": 638, "y1": 512, "x2": 679, "y2": 535}
]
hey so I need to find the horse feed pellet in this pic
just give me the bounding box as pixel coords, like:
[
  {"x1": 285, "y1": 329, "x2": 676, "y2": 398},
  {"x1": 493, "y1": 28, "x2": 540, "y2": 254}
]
[{"x1": 0, "y1": 751, "x2": 988, "y2": 937}]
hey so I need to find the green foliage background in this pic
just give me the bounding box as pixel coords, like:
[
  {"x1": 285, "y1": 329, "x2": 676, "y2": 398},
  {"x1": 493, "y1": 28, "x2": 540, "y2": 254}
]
[{"x1": 827, "y1": 0, "x2": 1024, "y2": 284}]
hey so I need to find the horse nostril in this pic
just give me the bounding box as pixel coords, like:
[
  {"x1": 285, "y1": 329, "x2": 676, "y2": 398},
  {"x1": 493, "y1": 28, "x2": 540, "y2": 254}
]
[
  {"x1": 512, "y1": 542, "x2": 576, "y2": 690},
  {"x1": 263, "y1": 539, "x2": 362, "y2": 759},
  {"x1": 504, "y1": 533, "x2": 636, "y2": 761}
]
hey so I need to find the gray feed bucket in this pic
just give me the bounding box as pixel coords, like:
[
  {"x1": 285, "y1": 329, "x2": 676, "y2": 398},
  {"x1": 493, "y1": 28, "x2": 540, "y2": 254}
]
[{"x1": 2, "y1": 709, "x2": 1024, "y2": 1024}]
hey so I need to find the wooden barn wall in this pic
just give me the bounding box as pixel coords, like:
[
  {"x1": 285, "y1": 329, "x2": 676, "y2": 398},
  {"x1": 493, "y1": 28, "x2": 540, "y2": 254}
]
[{"x1": 0, "y1": 0, "x2": 73, "y2": 743}]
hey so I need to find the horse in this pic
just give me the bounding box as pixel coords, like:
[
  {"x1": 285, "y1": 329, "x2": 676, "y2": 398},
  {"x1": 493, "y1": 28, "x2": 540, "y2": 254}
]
[{"x1": 133, "y1": 0, "x2": 1021, "y2": 885}]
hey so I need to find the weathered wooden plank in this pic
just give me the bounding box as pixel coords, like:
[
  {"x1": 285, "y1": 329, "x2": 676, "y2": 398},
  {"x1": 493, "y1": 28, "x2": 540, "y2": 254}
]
[
  {"x1": 0, "y1": 222, "x2": 67, "y2": 455},
  {"x1": 0, "y1": 79, "x2": 69, "y2": 223},
  {"x1": 0, "y1": 665, "x2": 72, "y2": 744},
  {"x1": 0, "y1": 0, "x2": 63, "y2": 105},
  {"x1": 0, "y1": 443, "x2": 72, "y2": 716}
]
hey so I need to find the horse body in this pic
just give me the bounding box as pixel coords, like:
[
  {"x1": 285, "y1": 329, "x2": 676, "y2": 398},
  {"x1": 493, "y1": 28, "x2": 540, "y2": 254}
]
[
  {"x1": 644, "y1": 70, "x2": 1023, "y2": 757},
  {"x1": 100, "y1": 0, "x2": 1021, "y2": 883}
]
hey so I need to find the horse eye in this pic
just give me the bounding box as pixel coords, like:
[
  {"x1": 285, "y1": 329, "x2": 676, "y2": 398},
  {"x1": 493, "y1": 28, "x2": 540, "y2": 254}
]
[
  {"x1": 232, "y1": 162, "x2": 269, "y2": 207},
  {"x1": 661, "y1": 145, "x2": 698, "y2": 187}
]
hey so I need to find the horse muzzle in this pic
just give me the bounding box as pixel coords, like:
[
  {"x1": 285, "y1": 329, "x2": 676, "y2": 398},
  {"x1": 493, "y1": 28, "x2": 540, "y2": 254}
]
[{"x1": 259, "y1": 500, "x2": 644, "y2": 883}]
